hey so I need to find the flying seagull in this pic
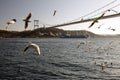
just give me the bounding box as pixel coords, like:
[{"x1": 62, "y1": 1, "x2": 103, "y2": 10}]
[
  {"x1": 77, "y1": 41, "x2": 86, "y2": 48},
  {"x1": 23, "y1": 13, "x2": 32, "y2": 30},
  {"x1": 110, "y1": 28, "x2": 116, "y2": 31},
  {"x1": 24, "y1": 42, "x2": 40, "y2": 55},
  {"x1": 6, "y1": 19, "x2": 17, "y2": 30},
  {"x1": 108, "y1": 26, "x2": 111, "y2": 29},
  {"x1": 111, "y1": 28, "x2": 116, "y2": 31},
  {"x1": 108, "y1": 27, "x2": 116, "y2": 31},
  {"x1": 97, "y1": 24, "x2": 104, "y2": 29},
  {"x1": 53, "y1": 10, "x2": 57, "y2": 16},
  {"x1": 108, "y1": 9, "x2": 118, "y2": 13},
  {"x1": 88, "y1": 13, "x2": 105, "y2": 28}
]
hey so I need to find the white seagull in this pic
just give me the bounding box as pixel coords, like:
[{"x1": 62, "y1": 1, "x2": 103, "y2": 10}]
[
  {"x1": 6, "y1": 19, "x2": 17, "y2": 29},
  {"x1": 77, "y1": 41, "x2": 86, "y2": 48},
  {"x1": 24, "y1": 43, "x2": 40, "y2": 55}
]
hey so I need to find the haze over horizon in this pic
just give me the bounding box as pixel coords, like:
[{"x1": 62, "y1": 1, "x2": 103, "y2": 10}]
[{"x1": 0, "y1": 0, "x2": 120, "y2": 35}]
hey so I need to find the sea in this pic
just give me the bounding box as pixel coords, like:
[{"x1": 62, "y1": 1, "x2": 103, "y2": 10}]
[{"x1": 0, "y1": 38, "x2": 120, "y2": 80}]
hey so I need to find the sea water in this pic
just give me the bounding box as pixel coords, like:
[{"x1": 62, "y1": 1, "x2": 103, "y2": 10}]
[{"x1": 0, "y1": 38, "x2": 120, "y2": 80}]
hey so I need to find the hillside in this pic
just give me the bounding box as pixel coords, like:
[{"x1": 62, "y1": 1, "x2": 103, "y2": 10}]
[{"x1": 0, "y1": 28, "x2": 118, "y2": 38}]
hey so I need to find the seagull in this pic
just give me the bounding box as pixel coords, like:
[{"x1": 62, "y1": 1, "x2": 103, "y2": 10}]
[
  {"x1": 6, "y1": 19, "x2": 17, "y2": 29},
  {"x1": 97, "y1": 24, "x2": 104, "y2": 29},
  {"x1": 108, "y1": 26, "x2": 111, "y2": 29},
  {"x1": 77, "y1": 41, "x2": 86, "y2": 48},
  {"x1": 24, "y1": 42, "x2": 40, "y2": 55},
  {"x1": 23, "y1": 13, "x2": 32, "y2": 30},
  {"x1": 110, "y1": 28, "x2": 116, "y2": 31},
  {"x1": 108, "y1": 9, "x2": 118, "y2": 13},
  {"x1": 108, "y1": 27, "x2": 116, "y2": 31},
  {"x1": 53, "y1": 10, "x2": 57, "y2": 16},
  {"x1": 88, "y1": 13, "x2": 105, "y2": 28},
  {"x1": 95, "y1": 62, "x2": 107, "y2": 71}
]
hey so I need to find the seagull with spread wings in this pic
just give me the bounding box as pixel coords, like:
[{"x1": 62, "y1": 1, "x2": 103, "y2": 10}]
[
  {"x1": 23, "y1": 13, "x2": 32, "y2": 30},
  {"x1": 6, "y1": 19, "x2": 17, "y2": 30},
  {"x1": 88, "y1": 13, "x2": 105, "y2": 28},
  {"x1": 24, "y1": 42, "x2": 40, "y2": 55}
]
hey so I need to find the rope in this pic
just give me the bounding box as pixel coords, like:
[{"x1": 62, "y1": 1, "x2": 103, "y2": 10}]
[
  {"x1": 87, "y1": 3, "x2": 120, "y2": 19},
  {"x1": 69, "y1": 0, "x2": 117, "y2": 22},
  {"x1": 49, "y1": 0, "x2": 120, "y2": 28}
]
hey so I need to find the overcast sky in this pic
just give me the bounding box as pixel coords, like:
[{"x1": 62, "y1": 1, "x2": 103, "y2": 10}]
[{"x1": 0, "y1": 0, "x2": 120, "y2": 34}]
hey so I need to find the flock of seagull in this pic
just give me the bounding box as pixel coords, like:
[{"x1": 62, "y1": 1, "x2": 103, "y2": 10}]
[
  {"x1": 6, "y1": 9, "x2": 117, "y2": 32},
  {"x1": 4, "y1": 12, "x2": 41, "y2": 55},
  {"x1": 5, "y1": 10, "x2": 117, "y2": 57},
  {"x1": 76, "y1": 40, "x2": 119, "y2": 72},
  {"x1": 6, "y1": 13, "x2": 32, "y2": 30},
  {"x1": 5, "y1": 10, "x2": 58, "y2": 56},
  {"x1": 5, "y1": 10, "x2": 57, "y2": 30},
  {"x1": 88, "y1": 10, "x2": 117, "y2": 31}
]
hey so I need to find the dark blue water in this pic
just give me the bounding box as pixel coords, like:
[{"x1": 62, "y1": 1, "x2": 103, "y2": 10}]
[{"x1": 0, "y1": 38, "x2": 120, "y2": 80}]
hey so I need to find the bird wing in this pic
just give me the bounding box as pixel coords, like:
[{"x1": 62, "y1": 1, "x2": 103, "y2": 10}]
[
  {"x1": 26, "y1": 13, "x2": 32, "y2": 20},
  {"x1": 24, "y1": 46, "x2": 30, "y2": 52},
  {"x1": 53, "y1": 10, "x2": 56, "y2": 16},
  {"x1": 24, "y1": 43, "x2": 40, "y2": 55},
  {"x1": 6, "y1": 21, "x2": 10, "y2": 25},
  {"x1": 108, "y1": 27, "x2": 111, "y2": 29},
  {"x1": 96, "y1": 13, "x2": 105, "y2": 20},
  {"x1": 88, "y1": 21, "x2": 96, "y2": 28},
  {"x1": 12, "y1": 19, "x2": 17, "y2": 22},
  {"x1": 35, "y1": 46, "x2": 40, "y2": 55},
  {"x1": 88, "y1": 13, "x2": 105, "y2": 28},
  {"x1": 77, "y1": 44, "x2": 80, "y2": 48},
  {"x1": 111, "y1": 29, "x2": 115, "y2": 31},
  {"x1": 31, "y1": 43, "x2": 40, "y2": 55},
  {"x1": 25, "y1": 21, "x2": 28, "y2": 29}
]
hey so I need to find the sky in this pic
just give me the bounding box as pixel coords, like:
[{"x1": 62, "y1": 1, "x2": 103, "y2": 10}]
[{"x1": 0, "y1": 0, "x2": 120, "y2": 35}]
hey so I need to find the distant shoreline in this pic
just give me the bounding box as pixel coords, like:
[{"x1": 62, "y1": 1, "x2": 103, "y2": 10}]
[{"x1": 0, "y1": 28, "x2": 120, "y2": 38}]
